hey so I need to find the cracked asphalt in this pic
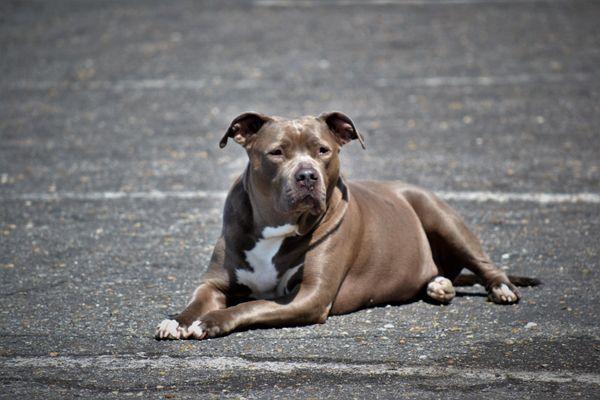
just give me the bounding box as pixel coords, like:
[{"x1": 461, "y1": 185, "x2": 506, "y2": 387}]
[{"x1": 1, "y1": 1, "x2": 599, "y2": 399}]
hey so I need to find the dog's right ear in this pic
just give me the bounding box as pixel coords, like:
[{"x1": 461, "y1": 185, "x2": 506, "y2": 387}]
[{"x1": 219, "y1": 112, "x2": 272, "y2": 149}]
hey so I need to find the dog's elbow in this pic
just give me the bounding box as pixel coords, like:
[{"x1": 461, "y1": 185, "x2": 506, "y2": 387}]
[
  {"x1": 316, "y1": 302, "x2": 333, "y2": 324},
  {"x1": 295, "y1": 301, "x2": 332, "y2": 325},
  {"x1": 315, "y1": 313, "x2": 328, "y2": 325}
]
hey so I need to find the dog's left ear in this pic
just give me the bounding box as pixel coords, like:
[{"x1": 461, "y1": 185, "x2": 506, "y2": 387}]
[
  {"x1": 319, "y1": 111, "x2": 366, "y2": 149},
  {"x1": 219, "y1": 112, "x2": 272, "y2": 148}
]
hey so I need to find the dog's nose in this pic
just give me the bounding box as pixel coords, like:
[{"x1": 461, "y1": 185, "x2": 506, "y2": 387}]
[{"x1": 295, "y1": 168, "x2": 319, "y2": 184}]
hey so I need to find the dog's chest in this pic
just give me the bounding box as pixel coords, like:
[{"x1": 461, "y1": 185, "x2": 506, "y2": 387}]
[{"x1": 236, "y1": 224, "x2": 301, "y2": 299}]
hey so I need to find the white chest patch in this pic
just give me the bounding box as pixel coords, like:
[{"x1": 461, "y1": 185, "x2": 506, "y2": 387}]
[{"x1": 236, "y1": 224, "x2": 301, "y2": 299}]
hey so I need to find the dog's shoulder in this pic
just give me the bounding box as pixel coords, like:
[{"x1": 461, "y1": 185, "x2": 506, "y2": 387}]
[{"x1": 223, "y1": 175, "x2": 252, "y2": 230}]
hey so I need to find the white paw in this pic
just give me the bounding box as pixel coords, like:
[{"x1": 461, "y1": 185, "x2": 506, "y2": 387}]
[
  {"x1": 155, "y1": 319, "x2": 204, "y2": 340},
  {"x1": 489, "y1": 283, "x2": 519, "y2": 304},
  {"x1": 426, "y1": 276, "x2": 455, "y2": 304}
]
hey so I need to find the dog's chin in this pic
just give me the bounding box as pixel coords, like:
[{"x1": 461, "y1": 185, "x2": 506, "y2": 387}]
[{"x1": 285, "y1": 193, "x2": 326, "y2": 216}]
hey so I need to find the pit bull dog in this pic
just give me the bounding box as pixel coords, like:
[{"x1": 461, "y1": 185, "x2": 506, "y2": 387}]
[{"x1": 156, "y1": 111, "x2": 538, "y2": 340}]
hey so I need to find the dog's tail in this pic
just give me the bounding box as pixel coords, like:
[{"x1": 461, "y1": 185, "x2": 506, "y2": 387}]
[{"x1": 453, "y1": 274, "x2": 541, "y2": 287}]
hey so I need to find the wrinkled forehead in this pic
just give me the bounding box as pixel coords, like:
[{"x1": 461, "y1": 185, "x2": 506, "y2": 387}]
[{"x1": 253, "y1": 116, "x2": 333, "y2": 149}]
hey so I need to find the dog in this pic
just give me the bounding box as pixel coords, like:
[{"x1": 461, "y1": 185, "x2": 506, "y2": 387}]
[{"x1": 156, "y1": 111, "x2": 539, "y2": 340}]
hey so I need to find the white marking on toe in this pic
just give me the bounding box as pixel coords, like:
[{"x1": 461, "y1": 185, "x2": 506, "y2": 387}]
[
  {"x1": 426, "y1": 276, "x2": 455, "y2": 303},
  {"x1": 157, "y1": 319, "x2": 180, "y2": 339},
  {"x1": 492, "y1": 283, "x2": 518, "y2": 303},
  {"x1": 188, "y1": 320, "x2": 204, "y2": 338},
  {"x1": 156, "y1": 319, "x2": 205, "y2": 340},
  {"x1": 169, "y1": 320, "x2": 179, "y2": 338},
  {"x1": 499, "y1": 283, "x2": 512, "y2": 296}
]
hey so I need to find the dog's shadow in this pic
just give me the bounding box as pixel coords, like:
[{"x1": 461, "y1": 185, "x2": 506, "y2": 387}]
[{"x1": 421, "y1": 290, "x2": 487, "y2": 305}]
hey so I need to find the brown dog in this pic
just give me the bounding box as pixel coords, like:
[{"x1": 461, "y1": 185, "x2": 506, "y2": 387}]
[{"x1": 156, "y1": 112, "x2": 538, "y2": 340}]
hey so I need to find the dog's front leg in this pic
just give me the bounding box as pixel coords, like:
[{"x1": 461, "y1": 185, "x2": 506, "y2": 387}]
[
  {"x1": 155, "y1": 238, "x2": 230, "y2": 340},
  {"x1": 196, "y1": 279, "x2": 335, "y2": 339},
  {"x1": 194, "y1": 250, "x2": 346, "y2": 339}
]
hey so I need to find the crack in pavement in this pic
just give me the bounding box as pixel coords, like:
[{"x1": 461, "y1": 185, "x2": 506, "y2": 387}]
[
  {"x1": 0, "y1": 280, "x2": 68, "y2": 297},
  {"x1": 2, "y1": 355, "x2": 599, "y2": 386},
  {"x1": 3, "y1": 72, "x2": 594, "y2": 91}
]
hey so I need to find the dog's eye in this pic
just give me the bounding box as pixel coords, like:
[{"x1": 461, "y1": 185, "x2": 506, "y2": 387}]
[
  {"x1": 319, "y1": 146, "x2": 330, "y2": 155},
  {"x1": 268, "y1": 149, "x2": 283, "y2": 157}
]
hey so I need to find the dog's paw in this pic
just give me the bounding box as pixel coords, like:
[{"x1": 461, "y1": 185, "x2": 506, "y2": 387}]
[
  {"x1": 426, "y1": 276, "x2": 455, "y2": 304},
  {"x1": 488, "y1": 282, "x2": 520, "y2": 304},
  {"x1": 155, "y1": 319, "x2": 206, "y2": 340}
]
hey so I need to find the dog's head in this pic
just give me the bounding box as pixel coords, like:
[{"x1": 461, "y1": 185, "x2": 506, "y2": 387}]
[{"x1": 220, "y1": 112, "x2": 364, "y2": 222}]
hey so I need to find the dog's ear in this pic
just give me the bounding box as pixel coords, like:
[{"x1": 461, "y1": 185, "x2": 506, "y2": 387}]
[
  {"x1": 319, "y1": 111, "x2": 366, "y2": 149},
  {"x1": 219, "y1": 112, "x2": 272, "y2": 148}
]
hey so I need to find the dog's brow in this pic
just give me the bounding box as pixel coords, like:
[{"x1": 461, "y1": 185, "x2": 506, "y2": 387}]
[
  {"x1": 279, "y1": 138, "x2": 292, "y2": 148},
  {"x1": 290, "y1": 120, "x2": 303, "y2": 133}
]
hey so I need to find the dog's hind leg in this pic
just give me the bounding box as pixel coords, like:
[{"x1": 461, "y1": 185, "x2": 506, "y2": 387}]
[{"x1": 402, "y1": 188, "x2": 519, "y2": 304}]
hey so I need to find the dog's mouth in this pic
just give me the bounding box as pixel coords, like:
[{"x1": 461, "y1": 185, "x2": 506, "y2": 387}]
[{"x1": 285, "y1": 189, "x2": 326, "y2": 215}]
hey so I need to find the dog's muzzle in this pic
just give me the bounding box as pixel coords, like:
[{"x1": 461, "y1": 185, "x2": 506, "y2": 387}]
[{"x1": 284, "y1": 165, "x2": 326, "y2": 214}]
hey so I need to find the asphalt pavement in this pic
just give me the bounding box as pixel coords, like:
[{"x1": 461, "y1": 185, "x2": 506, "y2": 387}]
[{"x1": 1, "y1": 0, "x2": 599, "y2": 398}]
